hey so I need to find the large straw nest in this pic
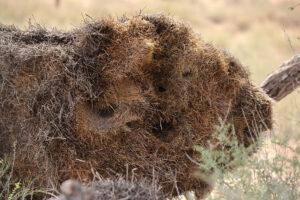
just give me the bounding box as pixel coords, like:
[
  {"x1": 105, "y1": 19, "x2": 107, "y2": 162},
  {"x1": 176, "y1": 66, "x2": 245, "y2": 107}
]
[{"x1": 0, "y1": 14, "x2": 272, "y2": 198}]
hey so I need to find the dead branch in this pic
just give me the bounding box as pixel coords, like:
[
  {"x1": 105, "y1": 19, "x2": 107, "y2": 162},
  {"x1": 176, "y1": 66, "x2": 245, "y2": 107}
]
[{"x1": 260, "y1": 55, "x2": 300, "y2": 101}]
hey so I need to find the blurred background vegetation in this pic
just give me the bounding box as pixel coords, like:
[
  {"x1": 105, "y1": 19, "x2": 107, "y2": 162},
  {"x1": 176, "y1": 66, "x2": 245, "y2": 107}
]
[{"x1": 0, "y1": 0, "x2": 299, "y2": 199}]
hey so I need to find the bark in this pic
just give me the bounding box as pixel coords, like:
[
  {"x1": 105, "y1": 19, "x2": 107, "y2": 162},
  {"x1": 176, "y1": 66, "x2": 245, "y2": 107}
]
[{"x1": 260, "y1": 55, "x2": 300, "y2": 101}]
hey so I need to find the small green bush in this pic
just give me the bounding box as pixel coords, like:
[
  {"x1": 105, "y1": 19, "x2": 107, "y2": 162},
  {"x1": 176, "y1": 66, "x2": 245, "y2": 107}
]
[
  {"x1": 0, "y1": 143, "x2": 35, "y2": 200},
  {"x1": 197, "y1": 120, "x2": 300, "y2": 200}
]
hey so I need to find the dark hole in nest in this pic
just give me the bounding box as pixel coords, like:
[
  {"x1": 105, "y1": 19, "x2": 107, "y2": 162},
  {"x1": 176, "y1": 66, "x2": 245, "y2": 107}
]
[
  {"x1": 126, "y1": 122, "x2": 133, "y2": 129},
  {"x1": 126, "y1": 120, "x2": 140, "y2": 130},
  {"x1": 98, "y1": 106, "x2": 115, "y2": 118},
  {"x1": 242, "y1": 127, "x2": 259, "y2": 147},
  {"x1": 229, "y1": 61, "x2": 237, "y2": 68},
  {"x1": 183, "y1": 71, "x2": 192, "y2": 78},
  {"x1": 152, "y1": 52, "x2": 166, "y2": 60},
  {"x1": 158, "y1": 86, "x2": 166, "y2": 92},
  {"x1": 152, "y1": 121, "x2": 174, "y2": 142},
  {"x1": 185, "y1": 149, "x2": 195, "y2": 157},
  {"x1": 156, "y1": 24, "x2": 166, "y2": 34},
  {"x1": 243, "y1": 127, "x2": 256, "y2": 139}
]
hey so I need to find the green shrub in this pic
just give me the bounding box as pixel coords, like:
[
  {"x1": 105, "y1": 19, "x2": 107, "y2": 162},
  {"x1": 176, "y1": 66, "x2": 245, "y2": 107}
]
[
  {"x1": 0, "y1": 143, "x2": 35, "y2": 200},
  {"x1": 197, "y1": 120, "x2": 300, "y2": 200}
]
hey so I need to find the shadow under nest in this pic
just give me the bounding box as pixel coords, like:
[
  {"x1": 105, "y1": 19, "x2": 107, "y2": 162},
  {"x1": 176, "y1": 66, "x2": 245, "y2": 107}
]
[{"x1": 0, "y1": 14, "x2": 272, "y2": 199}]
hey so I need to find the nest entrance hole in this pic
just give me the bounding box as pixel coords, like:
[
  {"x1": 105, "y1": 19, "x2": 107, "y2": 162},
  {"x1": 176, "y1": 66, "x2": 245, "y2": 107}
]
[{"x1": 152, "y1": 121, "x2": 177, "y2": 143}]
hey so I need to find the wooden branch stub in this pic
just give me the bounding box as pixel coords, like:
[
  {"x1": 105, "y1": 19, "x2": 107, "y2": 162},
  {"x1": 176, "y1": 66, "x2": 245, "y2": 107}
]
[{"x1": 260, "y1": 55, "x2": 300, "y2": 101}]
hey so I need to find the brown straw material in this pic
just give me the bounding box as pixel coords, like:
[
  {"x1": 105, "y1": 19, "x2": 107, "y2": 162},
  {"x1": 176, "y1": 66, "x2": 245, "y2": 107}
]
[{"x1": 0, "y1": 14, "x2": 272, "y2": 198}]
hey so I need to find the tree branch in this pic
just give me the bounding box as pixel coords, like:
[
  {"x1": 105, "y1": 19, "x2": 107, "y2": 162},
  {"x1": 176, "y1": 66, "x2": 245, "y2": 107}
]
[{"x1": 260, "y1": 55, "x2": 300, "y2": 101}]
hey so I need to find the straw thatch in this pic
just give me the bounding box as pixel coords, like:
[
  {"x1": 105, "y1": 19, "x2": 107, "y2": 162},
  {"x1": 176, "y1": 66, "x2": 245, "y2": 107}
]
[{"x1": 0, "y1": 14, "x2": 272, "y2": 199}]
